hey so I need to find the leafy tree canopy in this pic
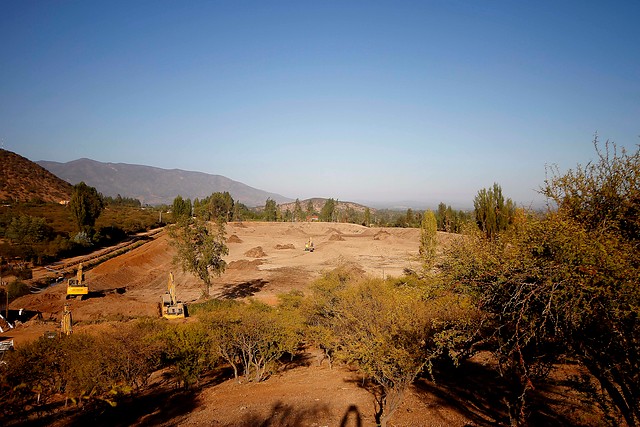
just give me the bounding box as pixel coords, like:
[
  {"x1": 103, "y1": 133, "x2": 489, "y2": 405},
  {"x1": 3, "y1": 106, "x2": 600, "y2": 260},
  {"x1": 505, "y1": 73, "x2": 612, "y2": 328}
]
[{"x1": 69, "y1": 182, "x2": 104, "y2": 232}]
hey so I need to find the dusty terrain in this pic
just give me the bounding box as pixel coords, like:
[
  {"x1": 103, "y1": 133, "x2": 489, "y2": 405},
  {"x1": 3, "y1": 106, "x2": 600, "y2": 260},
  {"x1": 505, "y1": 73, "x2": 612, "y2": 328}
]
[
  {"x1": 2, "y1": 222, "x2": 597, "y2": 426},
  {"x1": 8, "y1": 222, "x2": 424, "y2": 329}
]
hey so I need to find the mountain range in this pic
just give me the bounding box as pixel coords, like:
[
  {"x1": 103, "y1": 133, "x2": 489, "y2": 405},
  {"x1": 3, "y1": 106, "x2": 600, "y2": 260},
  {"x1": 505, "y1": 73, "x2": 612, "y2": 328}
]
[{"x1": 37, "y1": 158, "x2": 292, "y2": 207}]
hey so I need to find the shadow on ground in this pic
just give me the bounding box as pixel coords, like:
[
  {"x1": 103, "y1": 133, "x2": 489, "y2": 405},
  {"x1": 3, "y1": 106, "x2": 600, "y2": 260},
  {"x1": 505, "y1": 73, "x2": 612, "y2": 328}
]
[
  {"x1": 219, "y1": 279, "x2": 268, "y2": 299},
  {"x1": 416, "y1": 358, "x2": 598, "y2": 427},
  {"x1": 235, "y1": 401, "x2": 332, "y2": 427},
  {"x1": 9, "y1": 370, "x2": 231, "y2": 427}
]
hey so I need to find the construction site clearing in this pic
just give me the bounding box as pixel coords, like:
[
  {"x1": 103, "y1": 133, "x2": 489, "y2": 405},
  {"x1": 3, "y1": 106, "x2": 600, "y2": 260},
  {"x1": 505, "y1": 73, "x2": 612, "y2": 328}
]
[
  {"x1": 0, "y1": 222, "x2": 601, "y2": 427},
  {"x1": 2, "y1": 222, "x2": 428, "y2": 346}
]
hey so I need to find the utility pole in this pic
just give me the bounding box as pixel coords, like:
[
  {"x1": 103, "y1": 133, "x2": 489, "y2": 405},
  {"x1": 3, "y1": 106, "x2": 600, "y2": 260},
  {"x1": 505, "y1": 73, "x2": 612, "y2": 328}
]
[{"x1": 2, "y1": 276, "x2": 7, "y2": 319}]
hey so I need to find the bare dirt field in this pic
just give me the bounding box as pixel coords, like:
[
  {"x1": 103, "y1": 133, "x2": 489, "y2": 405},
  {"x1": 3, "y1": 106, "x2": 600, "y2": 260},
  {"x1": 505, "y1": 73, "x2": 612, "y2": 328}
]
[
  {"x1": 2, "y1": 222, "x2": 598, "y2": 426},
  {"x1": 8, "y1": 222, "x2": 425, "y2": 327}
]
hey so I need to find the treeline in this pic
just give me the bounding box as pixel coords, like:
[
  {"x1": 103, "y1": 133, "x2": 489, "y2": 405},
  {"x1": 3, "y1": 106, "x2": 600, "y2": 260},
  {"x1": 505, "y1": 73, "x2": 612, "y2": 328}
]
[
  {"x1": 263, "y1": 197, "x2": 472, "y2": 231},
  {"x1": 170, "y1": 192, "x2": 260, "y2": 223},
  {"x1": 0, "y1": 185, "x2": 162, "y2": 268}
]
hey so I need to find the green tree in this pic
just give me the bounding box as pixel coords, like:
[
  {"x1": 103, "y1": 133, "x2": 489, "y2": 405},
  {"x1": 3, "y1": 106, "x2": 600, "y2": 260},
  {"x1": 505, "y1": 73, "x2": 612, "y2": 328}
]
[
  {"x1": 405, "y1": 208, "x2": 414, "y2": 227},
  {"x1": 5, "y1": 215, "x2": 52, "y2": 244},
  {"x1": 448, "y1": 140, "x2": 640, "y2": 426},
  {"x1": 172, "y1": 195, "x2": 192, "y2": 223},
  {"x1": 305, "y1": 200, "x2": 315, "y2": 219},
  {"x1": 169, "y1": 218, "x2": 228, "y2": 296},
  {"x1": 207, "y1": 191, "x2": 234, "y2": 222},
  {"x1": 319, "y1": 198, "x2": 336, "y2": 222},
  {"x1": 363, "y1": 207, "x2": 371, "y2": 226},
  {"x1": 159, "y1": 322, "x2": 214, "y2": 389},
  {"x1": 69, "y1": 182, "x2": 104, "y2": 233},
  {"x1": 419, "y1": 210, "x2": 438, "y2": 269},
  {"x1": 329, "y1": 278, "x2": 476, "y2": 427},
  {"x1": 473, "y1": 183, "x2": 515, "y2": 239},
  {"x1": 263, "y1": 198, "x2": 277, "y2": 221},
  {"x1": 293, "y1": 199, "x2": 304, "y2": 222},
  {"x1": 203, "y1": 299, "x2": 301, "y2": 382},
  {"x1": 282, "y1": 208, "x2": 292, "y2": 222}
]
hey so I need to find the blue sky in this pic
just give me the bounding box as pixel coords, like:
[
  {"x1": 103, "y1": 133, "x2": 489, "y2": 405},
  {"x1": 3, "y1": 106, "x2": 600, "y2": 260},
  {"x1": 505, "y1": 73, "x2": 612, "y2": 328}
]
[{"x1": 1, "y1": 1, "x2": 638, "y2": 208}]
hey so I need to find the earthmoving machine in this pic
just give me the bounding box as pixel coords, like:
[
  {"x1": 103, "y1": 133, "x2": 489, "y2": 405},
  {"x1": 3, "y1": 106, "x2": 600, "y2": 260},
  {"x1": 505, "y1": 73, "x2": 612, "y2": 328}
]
[
  {"x1": 161, "y1": 272, "x2": 187, "y2": 319},
  {"x1": 66, "y1": 263, "x2": 88, "y2": 300},
  {"x1": 304, "y1": 238, "x2": 314, "y2": 252},
  {"x1": 61, "y1": 304, "x2": 72, "y2": 336}
]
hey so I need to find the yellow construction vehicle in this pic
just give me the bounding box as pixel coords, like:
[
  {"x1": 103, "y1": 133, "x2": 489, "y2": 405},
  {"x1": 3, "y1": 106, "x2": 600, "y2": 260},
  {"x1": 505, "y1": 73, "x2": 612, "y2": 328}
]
[
  {"x1": 66, "y1": 263, "x2": 88, "y2": 300},
  {"x1": 61, "y1": 304, "x2": 72, "y2": 336},
  {"x1": 161, "y1": 272, "x2": 187, "y2": 319},
  {"x1": 304, "y1": 238, "x2": 314, "y2": 252}
]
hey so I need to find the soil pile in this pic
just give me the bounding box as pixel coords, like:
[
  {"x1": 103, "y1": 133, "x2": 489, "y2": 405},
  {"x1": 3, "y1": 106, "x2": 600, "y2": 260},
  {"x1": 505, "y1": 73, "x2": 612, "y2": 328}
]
[
  {"x1": 275, "y1": 243, "x2": 296, "y2": 249},
  {"x1": 244, "y1": 246, "x2": 267, "y2": 258},
  {"x1": 373, "y1": 230, "x2": 391, "y2": 240},
  {"x1": 227, "y1": 234, "x2": 243, "y2": 243}
]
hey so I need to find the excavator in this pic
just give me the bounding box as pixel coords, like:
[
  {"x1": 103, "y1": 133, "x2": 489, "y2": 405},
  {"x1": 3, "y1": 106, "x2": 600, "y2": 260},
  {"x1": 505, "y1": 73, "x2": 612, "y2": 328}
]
[
  {"x1": 304, "y1": 238, "x2": 314, "y2": 252},
  {"x1": 66, "y1": 263, "x2": 89, "y2": 300},
  {"x1": 160, "y1": 272, "x2": 187, "y2": 319}
]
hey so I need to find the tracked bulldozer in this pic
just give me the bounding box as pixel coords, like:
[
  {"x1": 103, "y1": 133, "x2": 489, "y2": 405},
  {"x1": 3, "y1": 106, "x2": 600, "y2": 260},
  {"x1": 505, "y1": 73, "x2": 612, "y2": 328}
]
[
  {"x1": 160, "y1": 272, "x2": 187, "y2": 319},
  {"x1": 66, "y1": 263, "x2": 88, "y2": 300}
]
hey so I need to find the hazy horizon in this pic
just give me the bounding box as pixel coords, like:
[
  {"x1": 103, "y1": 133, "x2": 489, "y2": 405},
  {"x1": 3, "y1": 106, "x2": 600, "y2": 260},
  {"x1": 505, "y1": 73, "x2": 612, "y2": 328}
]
[{"x1": 2, "y1": 1, "x2": 638, "y2": 209}]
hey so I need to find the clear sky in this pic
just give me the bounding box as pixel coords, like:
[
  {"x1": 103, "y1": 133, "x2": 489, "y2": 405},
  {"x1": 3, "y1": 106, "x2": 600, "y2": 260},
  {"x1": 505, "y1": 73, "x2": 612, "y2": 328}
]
[{"x1": 1, "y1": 1, "x2": 638, "y2": 208}]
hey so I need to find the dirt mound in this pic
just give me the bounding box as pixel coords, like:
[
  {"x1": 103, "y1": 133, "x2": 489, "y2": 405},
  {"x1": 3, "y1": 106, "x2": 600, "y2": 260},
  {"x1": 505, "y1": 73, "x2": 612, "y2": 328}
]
[
  {"x1": 329, "y1": 234, "x2": 345, "y2": 241},
  {"x1": 227, "y1": 234, "x2": 243, "y2": 243},
  {"x1": 244, "y1": 246, "x2": 267, "y2": 258},
  {"x1": 283, "y1": 226, "x2": 307, "y2": 237},
  {"x1": 227, "y1": 259, "x2": 264, "y2": 270},
  {"x1": 373, "y1": 230, "x2": 391, "y2": 240},
  {"x1": 275, "y1": 243, "x2": 296, "y2": 250},
  {"x1": 325, "y1": 227, "x2": 343, "y2": 235}
]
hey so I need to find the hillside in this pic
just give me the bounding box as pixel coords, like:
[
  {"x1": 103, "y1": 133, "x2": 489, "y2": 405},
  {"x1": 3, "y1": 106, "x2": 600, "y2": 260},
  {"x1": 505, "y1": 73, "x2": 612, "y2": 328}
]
[
  {"x1": 278, "y1": 198, "x2": 374, "y2": 215},
  {"x1": 0, "y1": 149, "x2": 72, "y2": 203},
  {"x1": 37, "y1": 158, "x2": 292, "y2": 207}
]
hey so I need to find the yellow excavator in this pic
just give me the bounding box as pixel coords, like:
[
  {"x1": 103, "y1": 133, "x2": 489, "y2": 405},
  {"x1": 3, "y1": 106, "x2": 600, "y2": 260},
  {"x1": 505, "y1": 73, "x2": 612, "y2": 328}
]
[
  {"x1": 160, "y1": 272, "x2": 187, "y2": 319},
  {"x1": 66, "y1": 263, "x2": 88, "y2": 300},
  {"x1": 304, "y1": 238, "x2": 314, "y2": 252}
]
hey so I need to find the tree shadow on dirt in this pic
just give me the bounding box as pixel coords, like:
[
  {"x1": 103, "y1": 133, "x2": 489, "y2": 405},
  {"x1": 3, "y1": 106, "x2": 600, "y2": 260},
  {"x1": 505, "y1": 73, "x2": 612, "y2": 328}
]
[
  {"x1": 415, "y1": 358, "x2": 596, "y2": 427},
  {"x1": 11, "y1": 370, "x2": 232, "y2": 427},
  {"x1": 278, "y1": 346, "x2": 317, "y2": 372},
  {"x1": 235, "y1": 400, "x2": 332, "y2": 426},
  {"x1": 340, "y1": 357, "x2": 596, "y2": 427},
  {"x1": 219, "y1": 279, "x2": 268, "y2": 299},
  {"x1": 10, "y1": 389, "x2": 200, "y2": 427}
]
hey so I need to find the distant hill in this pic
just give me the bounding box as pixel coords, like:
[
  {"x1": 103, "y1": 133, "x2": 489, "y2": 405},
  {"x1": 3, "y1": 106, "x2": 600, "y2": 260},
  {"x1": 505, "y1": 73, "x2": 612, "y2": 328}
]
[
  {"x1": 37, "y1": 158, "x2": 292, "y2": 207},
  {"x1": 0, "y1": 149, "x2": 72, "y2": 203},
  {"x1": 278, "y1": 198, "x2": 374, "y2": 215}
]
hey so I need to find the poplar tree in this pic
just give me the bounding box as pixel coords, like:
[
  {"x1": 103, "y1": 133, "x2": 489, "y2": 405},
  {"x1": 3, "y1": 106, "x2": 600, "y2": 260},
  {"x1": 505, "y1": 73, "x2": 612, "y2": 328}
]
[
  {"x1": 419, "y1": 210, "x2": 437, "y2": 269},
  {"x1": 69, "y1": 182, "x2": 103, "y2": 233},
  {"x1": 473, "y1": 183, "x2": 515, "y2": 239}
]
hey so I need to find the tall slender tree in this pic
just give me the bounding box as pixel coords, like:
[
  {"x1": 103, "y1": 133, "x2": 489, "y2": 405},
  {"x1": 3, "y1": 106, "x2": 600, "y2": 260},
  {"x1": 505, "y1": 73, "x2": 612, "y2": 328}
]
[
  {"x1": 264, "y1": 198, "x2": 277, "y2": 221},
  {"x1": 419, "y1": 210, "x2": 437, "y2": 269},
  {"x1": 69, "y1": 182, "x2": 103, "y2": 233},
  {"x1": 473, "y1": 183, "x2": 515, "y2": 239}
]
